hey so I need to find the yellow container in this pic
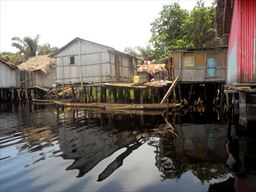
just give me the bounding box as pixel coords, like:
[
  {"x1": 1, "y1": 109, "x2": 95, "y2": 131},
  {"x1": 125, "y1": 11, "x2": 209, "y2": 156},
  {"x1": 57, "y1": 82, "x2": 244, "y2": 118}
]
[{"x1": 133, "y1": 75, "x2": 139, "y2": 84}]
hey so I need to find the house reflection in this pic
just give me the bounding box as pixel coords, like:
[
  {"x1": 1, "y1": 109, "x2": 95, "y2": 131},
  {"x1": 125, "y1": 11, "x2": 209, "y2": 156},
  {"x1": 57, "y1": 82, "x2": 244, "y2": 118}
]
[
  {"x1": 152, "y1": 124, "x2": 229, "y2": 182},
  {"x1": 58, "y1": 110, "x2": 143, "y2": 178},
  {"x1": 208, "y1": 122, "x2": 256, "y2": 192}
]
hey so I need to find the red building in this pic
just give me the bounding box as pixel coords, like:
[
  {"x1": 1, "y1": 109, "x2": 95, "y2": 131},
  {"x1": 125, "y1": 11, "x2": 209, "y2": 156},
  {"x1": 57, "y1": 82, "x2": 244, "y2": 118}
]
[
  {"x1": 217, "y1": 0, "x2": 256, "y2": 127},
  {"x1": 217, "y1": 0, "x2": 256, "y2": 84}
]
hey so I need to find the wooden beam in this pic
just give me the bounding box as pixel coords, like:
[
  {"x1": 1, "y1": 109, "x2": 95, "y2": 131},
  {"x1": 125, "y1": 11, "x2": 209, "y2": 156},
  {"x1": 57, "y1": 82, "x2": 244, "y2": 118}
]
[{"x1": 160, "y1": 76, "x2": 179, "y2": 104}]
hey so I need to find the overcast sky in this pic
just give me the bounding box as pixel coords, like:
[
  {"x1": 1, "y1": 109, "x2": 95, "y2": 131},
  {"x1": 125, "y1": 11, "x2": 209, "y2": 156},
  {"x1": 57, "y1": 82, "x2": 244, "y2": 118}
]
[{"x1": 0, "y1": 0, "x2": 214, "y2": 53}]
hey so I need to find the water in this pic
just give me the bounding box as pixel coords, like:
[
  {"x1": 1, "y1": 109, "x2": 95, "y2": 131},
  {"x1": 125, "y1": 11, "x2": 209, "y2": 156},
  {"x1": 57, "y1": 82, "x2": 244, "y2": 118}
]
[{"x1": 0, "y1": 104, "x2": 255, "y2": 192}]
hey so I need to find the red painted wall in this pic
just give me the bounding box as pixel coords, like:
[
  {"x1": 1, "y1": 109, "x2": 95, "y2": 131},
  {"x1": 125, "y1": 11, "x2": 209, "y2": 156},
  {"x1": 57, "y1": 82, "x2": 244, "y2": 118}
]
[{"x1": 227, "y1": 0, "x2": 256, "y2": 84}]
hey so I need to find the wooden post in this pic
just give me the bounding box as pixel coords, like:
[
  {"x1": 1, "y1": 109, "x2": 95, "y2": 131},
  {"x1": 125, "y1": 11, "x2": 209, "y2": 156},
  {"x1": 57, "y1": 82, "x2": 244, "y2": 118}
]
[
  {"x1": 86, "y1": 86, "x2": 90, "y2": 103},
  {"x1": 71, "y1": 86, "x2": 75, "y2": 101},
  {"x1": 102, "y1": 86, "x2": 107, "y2": 103},
  {"x1": 178, "y1": 84, "x2": 182, "y2": 102},
  {"x1": 55, "y1": 86, "x2": 59, "y2": 100},
  {"x1": 75, "y1": 86, "x2": 78, "y2": 101},
  {"x1": 106, "y1": 87, "x2": 112, "y2": 103},
  {"x1": 100, "y1": 85, "x2": 103, "y2": 103},
  {"x1": 166, "y1": 98, "x2": 169, "y2": 121},
  {"x1": 122, "y1": 88, "x2": 126, "y2": 103},
  {"x1": 11, "y1": 88, "x2": 15, "y2": 101},
  {"x1": 160, "y1": 76, "x2": 179, "y2": 104},
  {"x1": 139, "y1": 89, "x2": 144, "y2": 104},
  {"x1": 95, "y1": 86, "x2": 98, "y2": 103},
  {"x1": 144, "y1": 89, "x2": 147, "y2": 104},
  {"x1": 173, "y1": 86, "x2": 177, "y2": 103},
  {"x1": 17, "y1": 89, "x2": 21, "y2": 101},
  {"x1": 83, "y1": 85, "x2": 86, "y2": 102},
  {"x1": 25, "y1": 88, "x2": 29, "y2": 102},
  {"x1": 220, "y1": 84, "x2": 224, "y2": 108},
  {"x1": 151, "y1": 88, "x2": 155, "y2": 103},
  {"x1": 134, "y1": 88, "x2": 139, "y2": 103},
  {"x1": 188, "y1": 84, "x2": 194, "y2": 104},
  {"x1": 89, "y1": 86, "x2": 92, "y2": 103},
  {"x1": 113, "y1": 88, "x2": 117, "y2": 103},
  {"x1": 126, "y1": 88, "x2": 130, "y2": 103},
  {"x1": 157, "y1": 87, "x2": 160, "y2": 103}
]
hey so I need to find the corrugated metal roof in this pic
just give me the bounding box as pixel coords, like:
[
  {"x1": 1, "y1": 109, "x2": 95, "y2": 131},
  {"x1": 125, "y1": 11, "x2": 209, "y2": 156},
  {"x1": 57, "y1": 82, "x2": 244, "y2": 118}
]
[
  {"x1": 18, "y1": 55, "x2": 56, "y2": 74},
  {"x1": 170, "y1": 47, "x2": 228, "y2": 52},
  {"x1": 51, "y1": 37, "x2": 138, "y2": 59},
  {"x1": 216, "y1": 0, "x2": 234, "y2": 36}
]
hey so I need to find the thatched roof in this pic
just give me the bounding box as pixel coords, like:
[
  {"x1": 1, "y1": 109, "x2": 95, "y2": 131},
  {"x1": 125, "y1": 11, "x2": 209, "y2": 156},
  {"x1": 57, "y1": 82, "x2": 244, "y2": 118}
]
[{"x1": 18, "y1": 55, "x2": 56, "y2": 74}]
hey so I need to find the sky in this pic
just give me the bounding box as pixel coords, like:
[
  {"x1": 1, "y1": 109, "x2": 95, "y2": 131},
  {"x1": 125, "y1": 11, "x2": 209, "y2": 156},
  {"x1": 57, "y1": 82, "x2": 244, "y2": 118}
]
[{"x1": 0, "y1": 0, "x2": 214, "y2": 53}]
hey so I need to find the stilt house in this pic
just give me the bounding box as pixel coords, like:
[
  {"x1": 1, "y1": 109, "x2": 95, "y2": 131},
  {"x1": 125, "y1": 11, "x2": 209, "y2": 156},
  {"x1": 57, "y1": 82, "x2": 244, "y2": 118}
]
[
  {"x1": 51, "y1": 37, "x2": 138, "y2": 85},
  {"x1": 216, "y1": 0, "x2": 256, "y2": 127},
  {"x1": 171, "y1": 47, "x2": 227, "y2": 83},
  {"x1": 0, "y1": 59, "x2": 20, "y2": 88},
  {"x1": 18, "y1": 55, "x2": 56, "y2": 88}
]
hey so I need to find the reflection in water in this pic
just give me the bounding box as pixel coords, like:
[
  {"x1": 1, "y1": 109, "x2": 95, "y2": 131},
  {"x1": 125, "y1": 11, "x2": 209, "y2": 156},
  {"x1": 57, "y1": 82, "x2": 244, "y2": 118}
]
[
  {"x1": 97, "y1": 138, "x2": 145, "y2": 181},
  {"x1": 1, "y1": 103, "x2": 255, "y2": 192},
  {"x1": 0, "y1": 103, "x2": 58, "y2": 165},
  {"x1": 150, "y1": 124, "x2": 229, "y2": 183},
  {"x1": 208, "y1": 122, "x2": 256, "y2": 192},
  {"x1": 57, "y1": 109, "x2": 148, "y2": 179}
]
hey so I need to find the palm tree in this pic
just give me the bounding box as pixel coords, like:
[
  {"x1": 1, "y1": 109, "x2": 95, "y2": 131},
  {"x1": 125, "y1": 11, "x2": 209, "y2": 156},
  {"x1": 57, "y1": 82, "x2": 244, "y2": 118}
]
[
  {"x1": 38, "y1": 43, "x2": 59, "y2": 55},
  {"x1": 11, "y1": 35, "x2": 40, "y2": 58}
]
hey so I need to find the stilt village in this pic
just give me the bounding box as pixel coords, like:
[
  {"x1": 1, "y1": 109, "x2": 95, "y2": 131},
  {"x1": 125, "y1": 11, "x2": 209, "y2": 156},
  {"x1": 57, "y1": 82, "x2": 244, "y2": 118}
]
[
  {"x1": 0, "y1": 0, "x2": 256, "y2": 130},
  {"x1": 1, "y1": 0, "x2": 256, "y2": 191}
]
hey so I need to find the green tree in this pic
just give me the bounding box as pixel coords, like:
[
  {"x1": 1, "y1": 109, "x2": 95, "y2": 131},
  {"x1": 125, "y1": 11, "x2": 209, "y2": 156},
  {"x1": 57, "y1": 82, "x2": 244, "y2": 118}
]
[
  {"x1": 150, "y1": 2, "x2": 189, "y2": 58},
  {"x1": 124, "y1": 46, "x2": 155, "y2": 62},
  {"x1": 39, "y1": 43, "x2": 59, "y2": 55},
  {"x1": 0, "y1": 52, "x2": 25, "y2": 65},
  {"x1": 150, "y1": 1, "x2": 224, "y2": 59},
  {"x1": 11, "y1": 35, "x2": 40, "y2": 58},
  {"x1": 182, "y1": 1, "x2": 216, "y2": 48},
  {"x1": 11, "y1": 35, "x2": 59, "y2": 60}
]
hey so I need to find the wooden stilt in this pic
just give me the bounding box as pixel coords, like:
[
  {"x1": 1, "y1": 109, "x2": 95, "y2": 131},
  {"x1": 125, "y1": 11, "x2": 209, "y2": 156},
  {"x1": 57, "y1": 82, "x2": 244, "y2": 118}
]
[
  {"x1": 25, "y1": 88, "x2": 29, "y2": 102},
  {"x1": 83, "y1": 85, "x2": 86, "y2": 102},
  {"x1": 96, "y1": 86, "x2": 99, "y2": 103},
  {"x1": 140, "y1": 89, "x2": 143, "y2": 104},
  {"x1": 11, "y1": 88, "x2": 15, "y2": 101},
  {"x1": 151, "y1": 88, "x2": 155, "y2": 103},
  {"x1": 86, "y1": 86, "x2": 90, "y2": 103},
  {"x1": 188, "y1": 84, "x2": 193, "y2": 104},
  {"x1": 89, "y1": 86, "x2": 92, "y2": 103},
  {"x1": 178, "y1": 84, "x2": 182, "y2": 102},
  {"x1": 71, "y1": 86, "x2": 75, "y2": 101},
  {"x1": 161, "y1": 76, "x2": 179, "y2": 104},
  {"x1": 113, "y1": 88, "x2": 117, "y2": 103},
  {"x1": 134, "y1": 88, "x2": 139, "y2": 103},
  {"x1": 55, "y1": 86, "x2": 59, "y2": 100}
]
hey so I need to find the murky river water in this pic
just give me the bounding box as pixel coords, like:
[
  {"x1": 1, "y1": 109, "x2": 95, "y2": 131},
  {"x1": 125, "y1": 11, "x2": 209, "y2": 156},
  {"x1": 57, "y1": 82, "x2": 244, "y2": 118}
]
[{"x1": 0, "y1": 103, "x2": 255, "y2": 192}]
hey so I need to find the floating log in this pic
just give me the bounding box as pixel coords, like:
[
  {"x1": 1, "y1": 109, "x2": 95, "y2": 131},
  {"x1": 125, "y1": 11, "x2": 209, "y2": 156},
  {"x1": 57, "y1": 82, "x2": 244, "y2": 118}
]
[{"x1": 32, "y1": 99, "x2": 181, "y2": 111}]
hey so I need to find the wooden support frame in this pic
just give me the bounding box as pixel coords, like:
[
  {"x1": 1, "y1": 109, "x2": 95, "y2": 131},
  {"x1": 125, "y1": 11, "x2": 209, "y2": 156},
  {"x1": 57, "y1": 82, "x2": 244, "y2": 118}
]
[{"x1": 160, "y1": 76, "x2": 179, "y2": 104}]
